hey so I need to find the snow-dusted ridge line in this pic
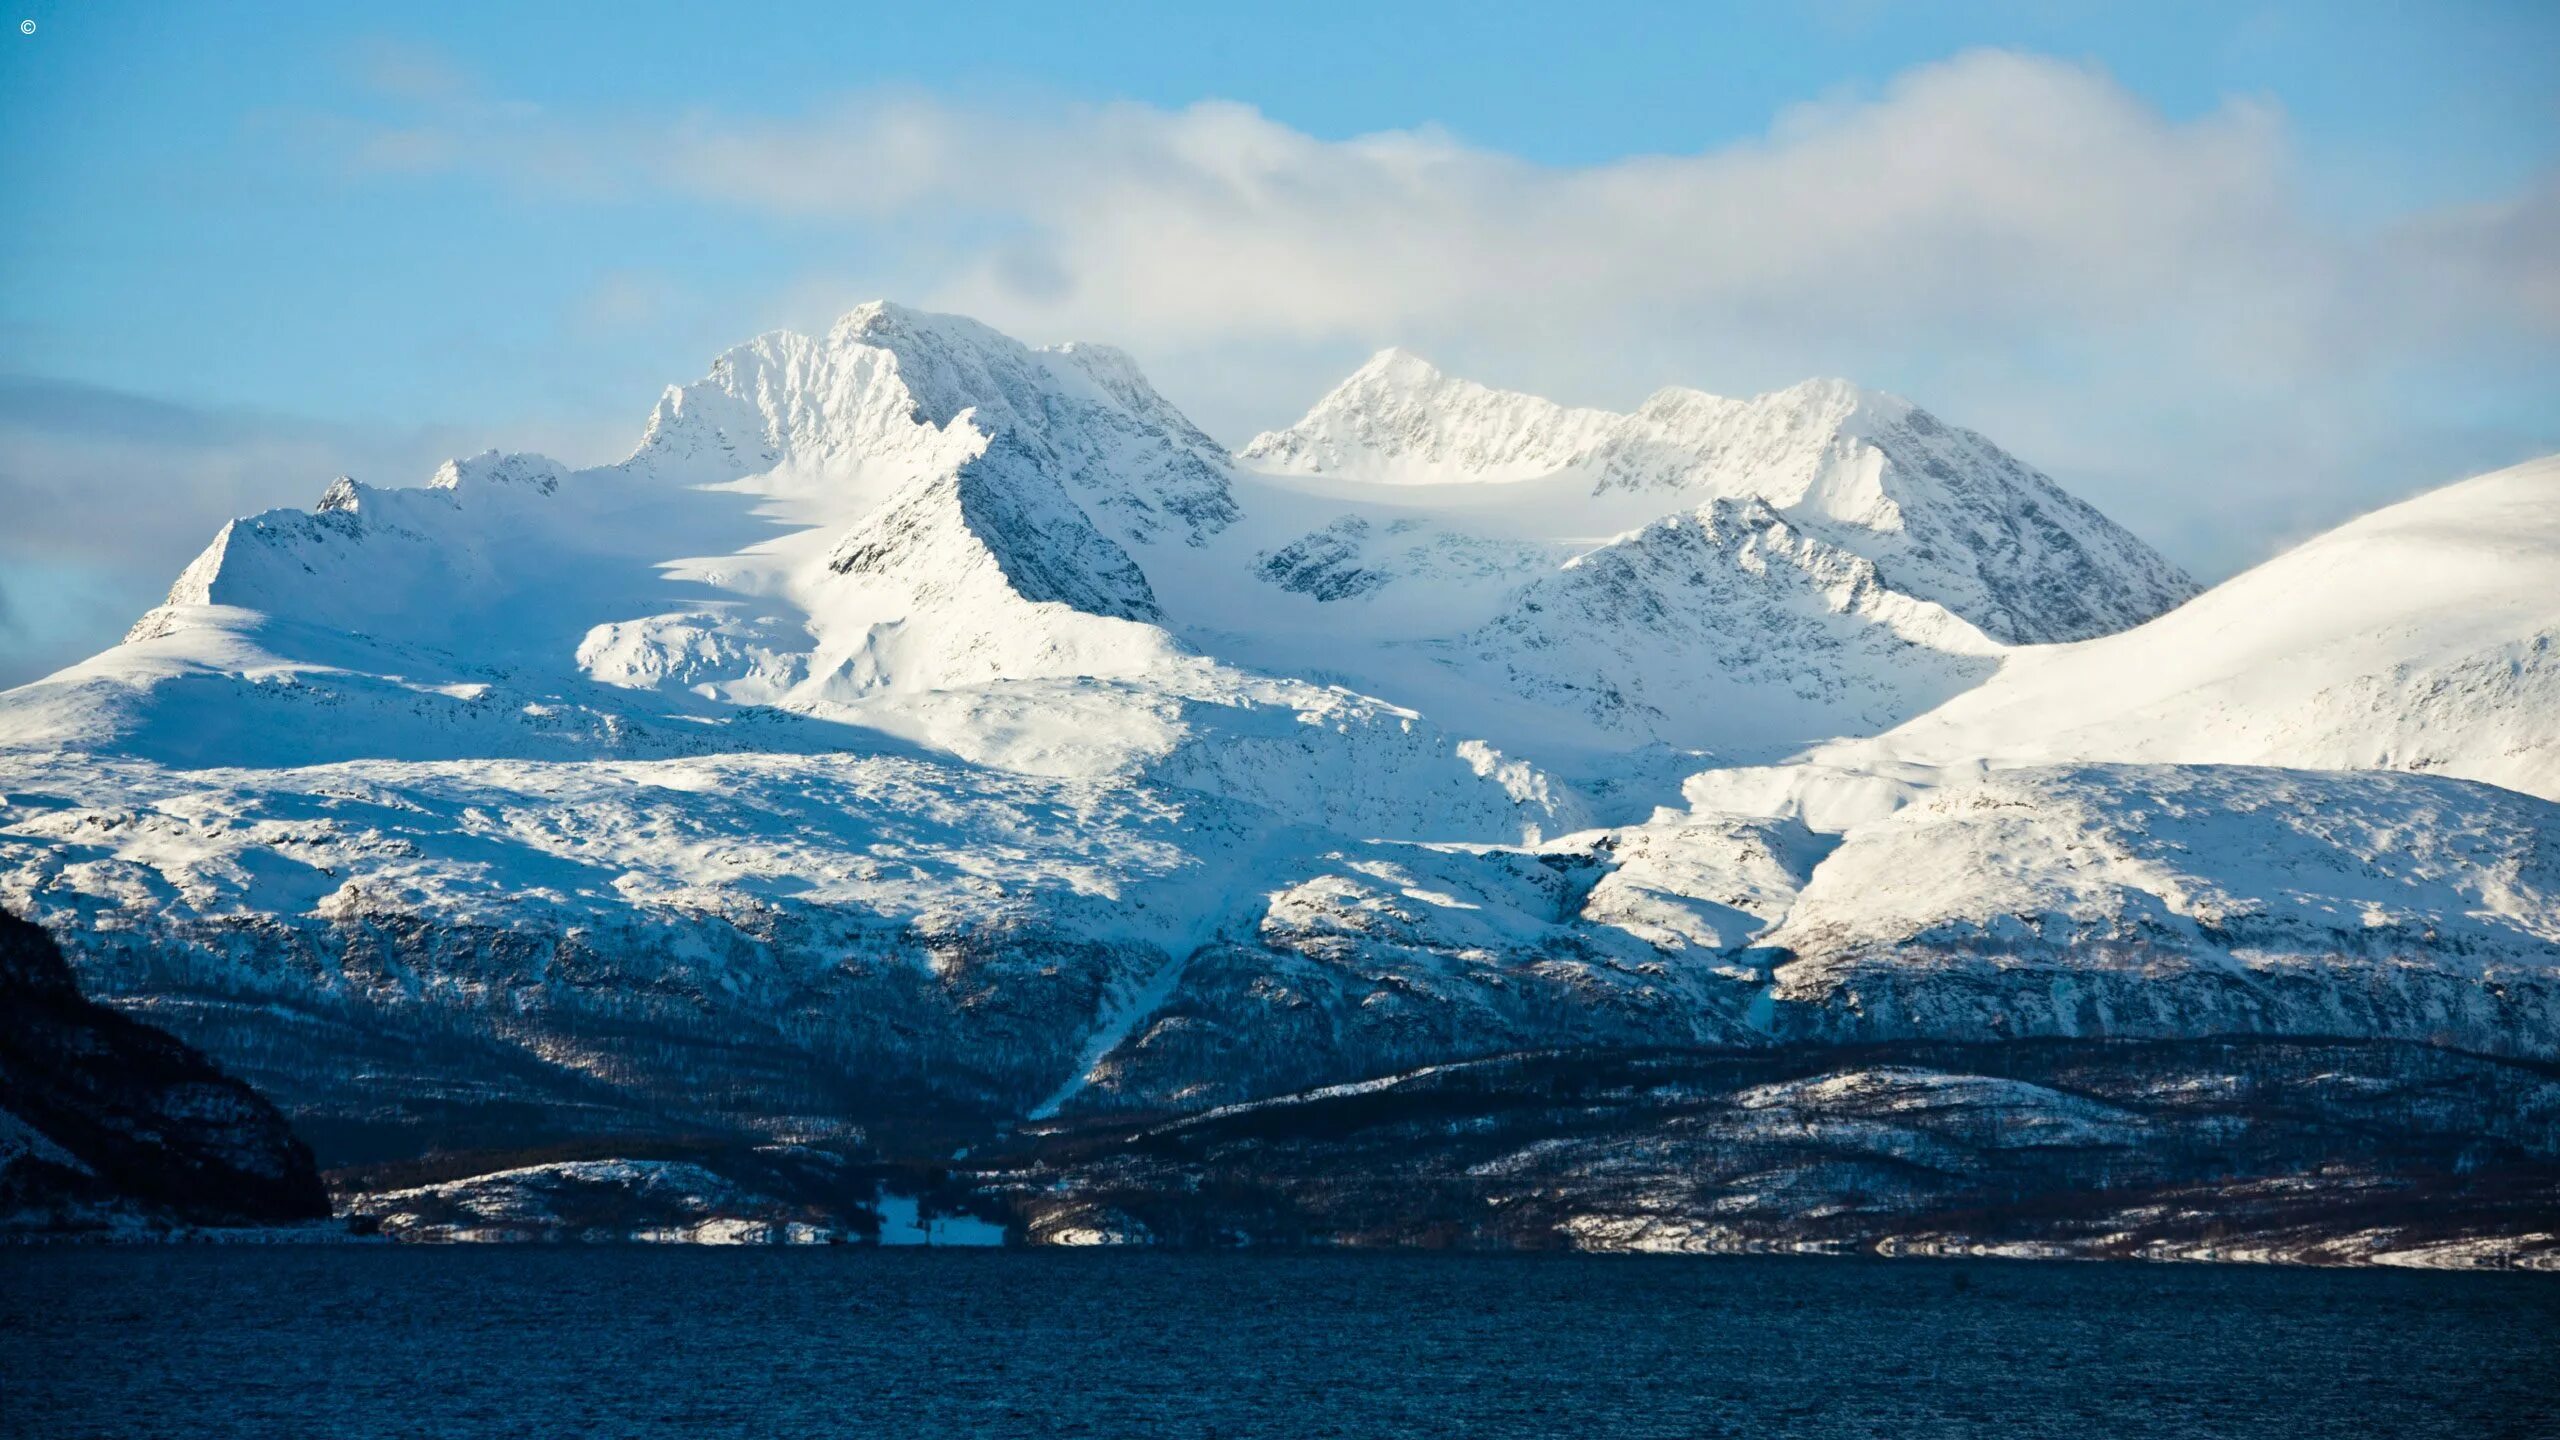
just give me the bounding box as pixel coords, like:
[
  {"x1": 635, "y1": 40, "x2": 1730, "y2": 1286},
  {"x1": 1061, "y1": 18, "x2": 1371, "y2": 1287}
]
[{"x1": 1243, "y1": 347, "x2": 2198, "y2": 646}]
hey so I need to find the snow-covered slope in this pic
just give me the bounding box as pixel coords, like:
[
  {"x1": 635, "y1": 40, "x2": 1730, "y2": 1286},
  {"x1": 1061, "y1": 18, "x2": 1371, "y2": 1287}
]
[
  {"x1": 11, "y1": 307, "x2": 1219, "y2": 766},
  {"x1": 1154, "y1": 387, "x2": 2055, "y2": 765},
  {"x1": 0, "y1": 302, "x2": 2551, "y2": 1161},
  {"x1": 105, "y1": 303, "x2": 1236, "y2": 706},
  {"x1": 1244, "y1": 352, "x2": 2197, "y2": 644},
  {"x1": 1456, "y1": 497, "x2": 1999, "y2": 752},
  {"x1": 1829, "y1": 457, "x2": 2560, "y2": 801},
  {"x1": 1756, "y1": 763, "x2": 2560, "y2": 1056}
]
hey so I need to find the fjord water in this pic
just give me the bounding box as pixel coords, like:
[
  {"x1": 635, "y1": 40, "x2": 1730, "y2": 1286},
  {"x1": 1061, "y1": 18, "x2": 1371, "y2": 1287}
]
[{"x1": 4, "y1": 1251, "x2": 2551, "y2": 1438}]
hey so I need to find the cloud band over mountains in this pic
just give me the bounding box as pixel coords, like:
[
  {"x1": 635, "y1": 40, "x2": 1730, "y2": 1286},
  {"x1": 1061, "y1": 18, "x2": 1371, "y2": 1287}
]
[
  {"x1": 3, "y1": 47, "x2": 2552, "y2": 686},
  {"x1": 335, "y1": 50, "x2": 2555, "y2": 386}
]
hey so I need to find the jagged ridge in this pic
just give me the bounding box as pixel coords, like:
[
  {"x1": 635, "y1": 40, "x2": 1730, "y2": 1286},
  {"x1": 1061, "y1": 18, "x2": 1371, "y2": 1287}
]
[{"x1": 1245, "y1": 350, "x2": 2197, "y2": 644}]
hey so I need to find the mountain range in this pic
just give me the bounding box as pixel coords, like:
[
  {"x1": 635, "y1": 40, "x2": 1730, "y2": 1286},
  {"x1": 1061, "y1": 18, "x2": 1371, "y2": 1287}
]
[{"x1": 2, "y1": 302, "x2": 2553, "y2": 1259}]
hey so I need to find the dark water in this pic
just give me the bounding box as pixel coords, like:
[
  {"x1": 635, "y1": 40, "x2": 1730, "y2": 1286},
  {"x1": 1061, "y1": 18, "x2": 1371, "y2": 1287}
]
[{"x1": 2, "y1": 1250, "x2": 2554, "y2": 1439}]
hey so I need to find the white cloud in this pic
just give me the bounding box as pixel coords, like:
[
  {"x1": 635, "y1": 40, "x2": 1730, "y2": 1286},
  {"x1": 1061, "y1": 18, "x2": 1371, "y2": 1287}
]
[
  {"x1": 252, "y1": 50, "x2": 2560, "y2": 577},
  {"x1": 500, "y1": 51, "x2": 2547, "y2": 380}
]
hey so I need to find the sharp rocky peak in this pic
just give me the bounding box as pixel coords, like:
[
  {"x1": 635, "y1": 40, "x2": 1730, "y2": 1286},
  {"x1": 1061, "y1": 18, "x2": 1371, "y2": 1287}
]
[
  {"x1": 1347, "y1": 346, "x2": 1445, "y2": 385},
  {"x1": 1247, "y1": 354, "x2": 2194, "y2": 643},
  {"x1": 430, "y1": 450, "x2": 568, "y2": 496},
  {"x1": 626, "y1": 301, "x2": 1238, "y2": 545},
  {"x1": 1244, "y1": 357, "x2": 1945, "y2": 485},
  {"x1": 1239, "y1": 350, "x2": 1618, "y2": 479}
]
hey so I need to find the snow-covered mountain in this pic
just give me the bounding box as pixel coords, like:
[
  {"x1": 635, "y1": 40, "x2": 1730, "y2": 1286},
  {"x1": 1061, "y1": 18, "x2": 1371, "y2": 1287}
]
[
  {"x1": 0, "y1": 302, "x2": 2552, "y2": 1189},
  {"x1": 1242, "y1": 349, "x2": 2198, "y2": 645},
  {"x1": 1454, "y1": 497, "x2": 1999, "y2": 753},
  {"x1": 1818, "y1": 456, "x2": 2560, "y2": 801}
]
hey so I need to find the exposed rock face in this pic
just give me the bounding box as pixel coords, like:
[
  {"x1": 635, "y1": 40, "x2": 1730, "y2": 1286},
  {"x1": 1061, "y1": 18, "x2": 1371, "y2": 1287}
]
[
  {"x1": 0, "y1": 910, "x2": 328, "y2": 1232},
  {"x1": 1255, "y1": 516, "x2": 1395, "y2": 602}
]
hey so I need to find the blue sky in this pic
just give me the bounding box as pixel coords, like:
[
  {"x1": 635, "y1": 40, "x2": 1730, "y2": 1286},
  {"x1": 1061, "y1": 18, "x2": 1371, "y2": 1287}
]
[{"x1": 1, "y1": 1, "x2": 2555, "y2": 682}]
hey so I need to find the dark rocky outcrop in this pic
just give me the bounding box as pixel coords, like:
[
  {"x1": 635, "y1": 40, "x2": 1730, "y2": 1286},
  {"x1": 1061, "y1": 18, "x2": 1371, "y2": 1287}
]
[{"x1": 0, "y1": 910, "x2": 329, "y2": 1232}]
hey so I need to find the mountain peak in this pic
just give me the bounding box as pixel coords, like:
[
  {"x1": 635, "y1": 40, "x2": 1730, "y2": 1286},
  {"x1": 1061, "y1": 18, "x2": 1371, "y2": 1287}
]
[
  {"x1": 628, "y1": 301, "x2": 1065, "y2": 483},
  {"x1": 1837, "y1": 455, "x2": 2560, "y2": 799},
  {"x1": 1247, "y1": 355, "x2": 2194, "y2": 642},
  {"x1": 1766, "y1": 376, "x2": 1922, "y2": 433},
  {"x1": 1239, "y1": 352, "x2": 1617, "y2": 482},
  {"x1": 1771, "y1": 375, "x2": 1875, "y2": 406},
  {"x1": 1349, "y1": 346, "x2": 1444, "y2": 386},
  {"x1": 430, "y1": 450, "x2": 567, "y2": 496},
  {"x1": 833, "y1": 297, "x2": 919, "y2": 333},
  {"x1": 825, "y1": 299, "x2": 1018, "y2": 368},
  {"x1": 623, "y1": 302, "x2": 1236, "y2": 546}
]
